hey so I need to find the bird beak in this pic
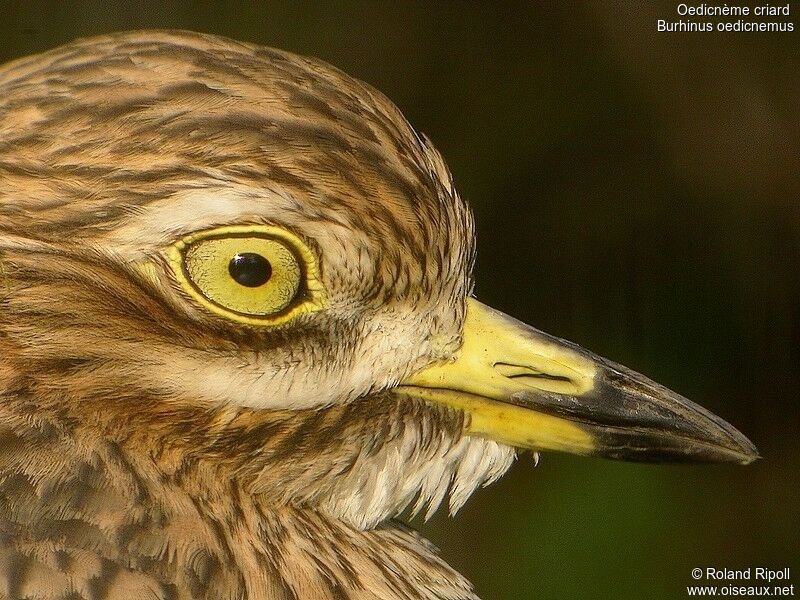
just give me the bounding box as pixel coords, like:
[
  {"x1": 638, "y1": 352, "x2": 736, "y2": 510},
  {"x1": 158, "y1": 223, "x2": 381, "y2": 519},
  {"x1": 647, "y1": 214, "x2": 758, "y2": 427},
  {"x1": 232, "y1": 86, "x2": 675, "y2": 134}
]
[{"x1": 398, "y1": 299, "x2": 758, "y2": 464}]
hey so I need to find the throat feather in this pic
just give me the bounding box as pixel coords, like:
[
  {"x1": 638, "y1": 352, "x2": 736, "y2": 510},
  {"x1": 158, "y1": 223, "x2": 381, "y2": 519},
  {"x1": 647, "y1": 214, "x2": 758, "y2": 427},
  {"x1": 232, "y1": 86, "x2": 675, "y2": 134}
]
[{"x1": 317, "y1": 427, "x2": 516, "y2": 530}]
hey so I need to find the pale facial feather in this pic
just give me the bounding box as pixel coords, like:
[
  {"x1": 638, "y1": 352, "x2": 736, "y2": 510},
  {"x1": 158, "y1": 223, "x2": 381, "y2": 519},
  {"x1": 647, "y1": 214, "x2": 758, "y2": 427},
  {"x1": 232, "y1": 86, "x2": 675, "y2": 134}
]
[{"x1": 318, "y1": 434, "x2": 515, "y2": 529}]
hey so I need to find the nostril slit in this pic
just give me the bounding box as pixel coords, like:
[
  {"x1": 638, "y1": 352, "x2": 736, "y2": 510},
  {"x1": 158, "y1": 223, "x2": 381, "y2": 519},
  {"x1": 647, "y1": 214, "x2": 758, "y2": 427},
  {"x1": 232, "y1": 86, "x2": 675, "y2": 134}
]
[{"x1": 494, "y1": 362, "x2": 572, "y2": 382}]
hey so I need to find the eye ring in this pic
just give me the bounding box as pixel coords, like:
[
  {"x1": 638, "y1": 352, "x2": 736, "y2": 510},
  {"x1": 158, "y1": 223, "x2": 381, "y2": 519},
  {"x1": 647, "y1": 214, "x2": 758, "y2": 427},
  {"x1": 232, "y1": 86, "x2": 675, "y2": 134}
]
[{"x1": 165, "y1": 225, "x2": 326, "y2": 326}]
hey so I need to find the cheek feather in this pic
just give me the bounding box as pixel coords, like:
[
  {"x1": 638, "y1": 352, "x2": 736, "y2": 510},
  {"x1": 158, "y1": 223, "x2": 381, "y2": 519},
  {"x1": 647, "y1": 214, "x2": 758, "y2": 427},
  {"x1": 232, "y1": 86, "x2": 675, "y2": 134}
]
[{"x1": 148, "y1": 308, "x2": 460, "y2": 412}]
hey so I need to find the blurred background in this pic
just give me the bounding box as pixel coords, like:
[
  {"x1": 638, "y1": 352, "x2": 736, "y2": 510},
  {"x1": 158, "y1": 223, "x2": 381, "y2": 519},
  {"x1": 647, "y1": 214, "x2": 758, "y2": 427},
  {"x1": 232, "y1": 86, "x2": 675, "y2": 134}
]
[{"x1": 2, "y1": 2, "x2": 797, "y2": 599}]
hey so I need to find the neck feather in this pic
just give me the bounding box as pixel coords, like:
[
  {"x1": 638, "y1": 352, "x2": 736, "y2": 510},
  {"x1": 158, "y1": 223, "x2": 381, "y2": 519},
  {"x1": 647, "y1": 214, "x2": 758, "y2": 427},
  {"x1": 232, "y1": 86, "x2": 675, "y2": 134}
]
[{"x1": 0, "y1": 375, "x2": 512, "y2": 598}]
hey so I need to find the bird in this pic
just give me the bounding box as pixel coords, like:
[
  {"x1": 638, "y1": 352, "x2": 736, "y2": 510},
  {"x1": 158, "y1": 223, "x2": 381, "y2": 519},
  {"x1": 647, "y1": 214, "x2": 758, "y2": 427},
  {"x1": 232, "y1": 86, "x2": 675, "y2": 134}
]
[{"x1": 0, "y1": 30, "x2": 757, "y2": 600}]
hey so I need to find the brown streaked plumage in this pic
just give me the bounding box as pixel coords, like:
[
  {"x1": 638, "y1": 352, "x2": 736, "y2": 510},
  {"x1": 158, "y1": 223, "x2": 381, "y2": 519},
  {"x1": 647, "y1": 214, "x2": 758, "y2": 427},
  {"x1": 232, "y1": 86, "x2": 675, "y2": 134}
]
[
  {"x1": 0, "y1": 30, "x2": 756, "y2": 600},
  {"x1": 0, "y1": 30, "x2": 498, "y2": 600}
]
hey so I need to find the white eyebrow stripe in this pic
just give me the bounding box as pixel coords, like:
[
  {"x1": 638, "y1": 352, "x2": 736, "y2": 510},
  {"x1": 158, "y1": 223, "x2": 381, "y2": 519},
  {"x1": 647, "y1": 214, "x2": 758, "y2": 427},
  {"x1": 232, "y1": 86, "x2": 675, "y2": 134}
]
[{"x1": 102, "y1": 183, "x2": 305, "y2": 258}]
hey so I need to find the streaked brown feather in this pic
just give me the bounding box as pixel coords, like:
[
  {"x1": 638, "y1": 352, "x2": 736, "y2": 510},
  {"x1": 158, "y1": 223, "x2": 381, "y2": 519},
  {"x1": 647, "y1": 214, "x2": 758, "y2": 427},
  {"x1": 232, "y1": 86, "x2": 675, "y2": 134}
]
[{"x1": 0, "y1": 30, "x2": 506, "y2": 599}]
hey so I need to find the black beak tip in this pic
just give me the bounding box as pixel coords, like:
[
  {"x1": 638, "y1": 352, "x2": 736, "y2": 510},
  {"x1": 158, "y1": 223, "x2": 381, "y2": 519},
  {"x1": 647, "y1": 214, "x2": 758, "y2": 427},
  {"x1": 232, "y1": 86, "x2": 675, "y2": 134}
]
[
  {"x1": 725, "y1": 431, "x2": 760, "y2": 465},
  {"x1": 659, "y1": 424, "x2": 759, "y2": 465},
  {"x1": 593, "y1": 435, "x2": 760, "y2": 465},
  {"x1": 590, "y1": 363, "x2": 761, "y2": 465},
  {"x1": 585, "y1": 400, "x2": 761, "y2": 465},
  {"x1": 694, "y1": 406, "x2": 760, "y2": 465}
]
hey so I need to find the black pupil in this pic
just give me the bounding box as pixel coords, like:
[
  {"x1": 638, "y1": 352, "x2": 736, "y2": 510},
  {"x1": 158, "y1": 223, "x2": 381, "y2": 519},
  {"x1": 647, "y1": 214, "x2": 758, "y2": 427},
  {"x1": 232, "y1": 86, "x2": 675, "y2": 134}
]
[{"x1": 228, "y1": 253, "x2": 272, "y2": 287}]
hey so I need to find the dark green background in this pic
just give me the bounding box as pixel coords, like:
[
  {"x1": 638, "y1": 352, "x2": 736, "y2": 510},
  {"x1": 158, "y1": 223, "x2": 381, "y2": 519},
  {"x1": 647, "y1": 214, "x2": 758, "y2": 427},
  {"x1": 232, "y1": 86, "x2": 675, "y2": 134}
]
[{"x1": 2, "y1": 2, "x2": 797, "y2": 599}]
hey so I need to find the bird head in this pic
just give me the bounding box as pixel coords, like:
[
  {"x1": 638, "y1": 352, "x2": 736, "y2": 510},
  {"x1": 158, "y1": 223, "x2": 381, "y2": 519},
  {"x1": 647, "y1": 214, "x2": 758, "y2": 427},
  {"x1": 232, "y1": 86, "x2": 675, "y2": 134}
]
[{"x1": 0, "y1": 31, "x2": 756, "y2": 532}]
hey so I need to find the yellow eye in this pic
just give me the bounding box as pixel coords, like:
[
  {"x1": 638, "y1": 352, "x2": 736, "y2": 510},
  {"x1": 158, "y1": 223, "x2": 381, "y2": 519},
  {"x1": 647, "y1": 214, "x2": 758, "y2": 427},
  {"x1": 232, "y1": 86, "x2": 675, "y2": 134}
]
[{"x1": 166, "y1": 225, "x2": 326, "y2": 325}]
